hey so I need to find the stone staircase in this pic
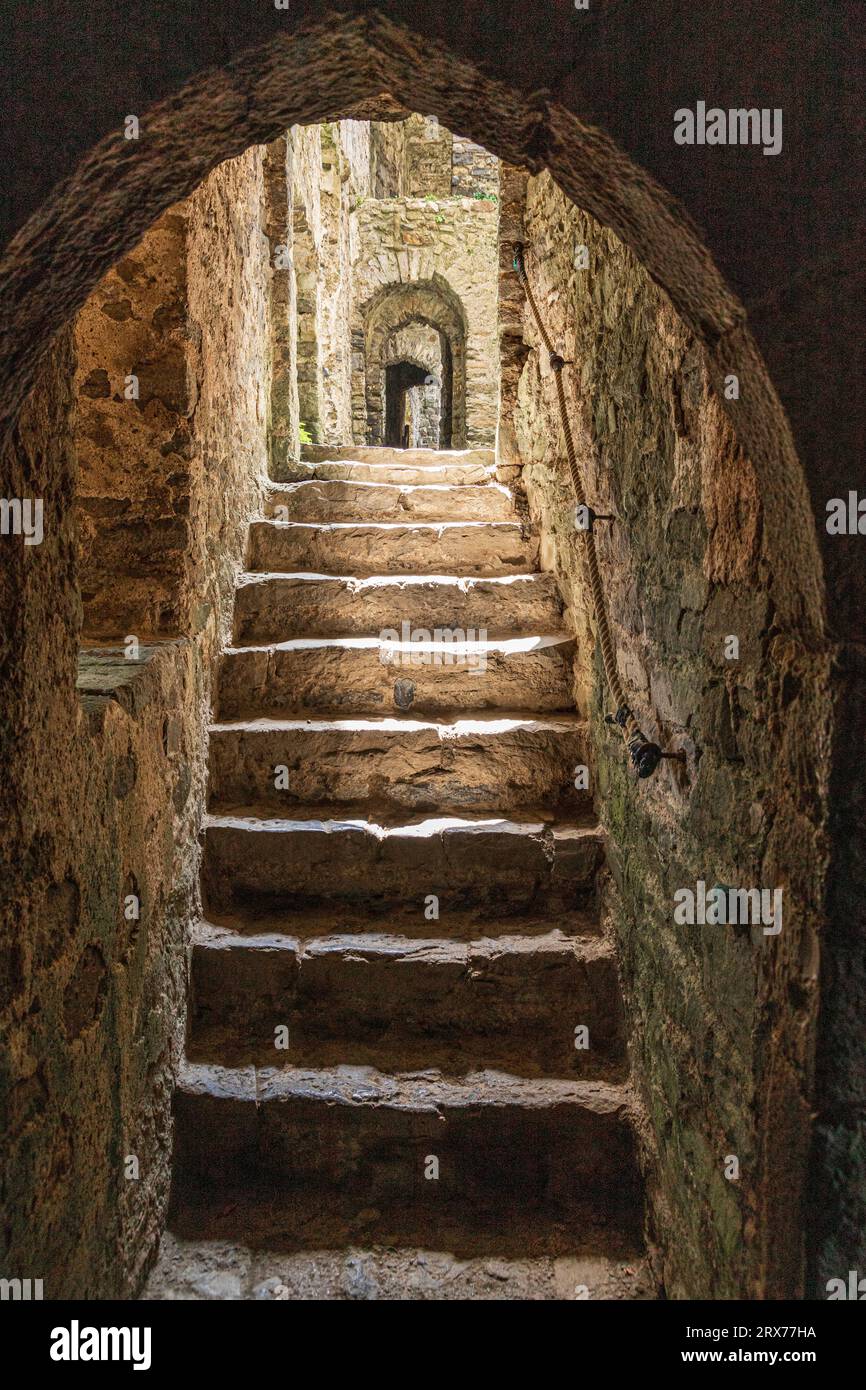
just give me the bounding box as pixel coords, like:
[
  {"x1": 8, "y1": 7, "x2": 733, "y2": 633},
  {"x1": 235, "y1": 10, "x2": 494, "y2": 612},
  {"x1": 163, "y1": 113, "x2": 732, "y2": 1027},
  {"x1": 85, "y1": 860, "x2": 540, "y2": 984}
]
[{"x1": 146, "y1": 445, "x2": 652, "y2": 1301}]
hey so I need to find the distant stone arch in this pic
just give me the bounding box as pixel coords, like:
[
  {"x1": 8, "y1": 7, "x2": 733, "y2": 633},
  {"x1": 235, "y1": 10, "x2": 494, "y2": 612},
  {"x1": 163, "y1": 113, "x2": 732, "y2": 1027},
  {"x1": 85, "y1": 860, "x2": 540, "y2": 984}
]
[
  {"x1": 383, "y1": 322, "x2": 446, "y2": 447},
  {"x1": 355, "y1": 277, "x2": 466, "y2": 447}
]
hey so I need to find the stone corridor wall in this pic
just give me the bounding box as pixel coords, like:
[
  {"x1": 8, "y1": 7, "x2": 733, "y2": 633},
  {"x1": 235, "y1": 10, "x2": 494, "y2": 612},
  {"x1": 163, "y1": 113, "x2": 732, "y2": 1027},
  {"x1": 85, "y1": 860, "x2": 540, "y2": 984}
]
[
  {"x1": 281, "y1": 119, "x2": 384, "y2": 456},
  {"x1": 73, "y1": 212, "x2": 192, "y2": 637},
  {"x1": 264, "y1": 136, "x2": 299, "y2": 478},
  {"x1": 0, "y1": 146, "x2": 272, "y2": 1298},
  {"x1": 184, "y1": 146, "x2": 272, "y2": 648},
  {"x1": 509, "y1": 173, "x2": 829, "y2": 1299},
  {"x1": 73, "y1": 147, "x2": 271, "y2": 643}
]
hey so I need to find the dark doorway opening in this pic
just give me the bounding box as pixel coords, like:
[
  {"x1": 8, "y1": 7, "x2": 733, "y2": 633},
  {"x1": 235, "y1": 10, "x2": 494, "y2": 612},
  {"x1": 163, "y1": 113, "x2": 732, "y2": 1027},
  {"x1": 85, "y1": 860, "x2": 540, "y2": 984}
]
[{"x1": 385, "y1": 358, "x2": 450, "y2": 448}]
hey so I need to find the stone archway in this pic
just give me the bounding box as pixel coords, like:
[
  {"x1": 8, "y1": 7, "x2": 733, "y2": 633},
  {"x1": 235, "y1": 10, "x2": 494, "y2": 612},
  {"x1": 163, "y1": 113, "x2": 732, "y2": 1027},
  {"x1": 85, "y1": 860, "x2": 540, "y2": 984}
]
[
  {"x1": 355, "y1": 278, "x2": 466, "y2": 447},
  {"x1": 0, "y1": 4, "x2": 854, "y2": 1303},
  {"x1": 383, "y1": 322, "x2": 448, "y2": 448}
]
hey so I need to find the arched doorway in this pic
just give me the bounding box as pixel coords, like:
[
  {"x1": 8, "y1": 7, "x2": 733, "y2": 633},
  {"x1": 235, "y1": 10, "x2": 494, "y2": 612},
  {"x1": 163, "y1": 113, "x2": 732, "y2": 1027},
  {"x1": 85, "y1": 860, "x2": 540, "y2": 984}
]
[{"x1": 356, "y1": 278, "x2": 465, "y2": 447}]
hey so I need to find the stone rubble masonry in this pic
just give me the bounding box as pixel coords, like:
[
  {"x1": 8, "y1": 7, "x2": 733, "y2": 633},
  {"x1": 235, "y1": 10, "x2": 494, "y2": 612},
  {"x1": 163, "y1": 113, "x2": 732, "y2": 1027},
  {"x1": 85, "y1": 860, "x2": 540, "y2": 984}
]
[
  {"x1": 452, "y1": 135, "x2": 501, "y2": 199},
  {"x1": 73, "y1": 145, "x2": 271, "y2": 645},
  {"x1": 403, "y1": 114, "x2": 453, "y2": 197},
  {"x1": 1, "y1": 145, "x2": 272, "y2": 1298},
  {"x1": 509, "y1": 171, "x2": 829, "y2": 1300},
  {"x1": 370, "y1": 119, "x2": 407, "y2": 199},
  {"x1": 496, "y1": 162, "x2": 530, "y2": 472},
  {"x1": 73, "y1": 210, "x2": 194, "y2": 638}
]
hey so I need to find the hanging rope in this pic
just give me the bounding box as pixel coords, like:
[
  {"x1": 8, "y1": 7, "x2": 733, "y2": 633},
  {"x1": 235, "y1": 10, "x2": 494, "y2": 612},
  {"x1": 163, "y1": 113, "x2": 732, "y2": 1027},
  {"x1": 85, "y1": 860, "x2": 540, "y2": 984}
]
[{"x1": 513, "y1": 242, "x2": 678, "y2": 779}]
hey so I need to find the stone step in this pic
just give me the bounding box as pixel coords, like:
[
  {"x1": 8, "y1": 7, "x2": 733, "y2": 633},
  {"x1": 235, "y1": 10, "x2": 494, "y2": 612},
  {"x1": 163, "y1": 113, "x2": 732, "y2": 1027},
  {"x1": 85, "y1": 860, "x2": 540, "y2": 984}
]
[
  {"x1": 200, "y1": 812, "x2": 603, "y2": 916},
  {"x1": 248, "y1": 520, "x2": 538, "y2": 577},
  {"x1": 188, "y1": 926, "x2": 624, "y2": 1078},
  {"x1": 207, "y1": 715, "x2": 588, "y2": 815},
  {"x1": 276, "y1": 458, "x2": 497, "y2": 486},
  {"x1": 173, "y1": 1062, "x2": 640, "y2": 1211},
  {"x1": 144, "y1": 1227, "x2": 655, "y2": 1300},
  {"x1": 216, "y1": 634, "x2": 576, "y2": 719},
  {"x1": 232, "y1": 571, "x2": 563, "y2": 642},
  {"x1": 197, "y1": 903, "x2": 603, "y2": 942},
  {"x1": 301, "y1": 444, "x2": 496, "y2": 469},
  {"x1": 266, "y1": 479, "x2": 514, "y2": 523}
]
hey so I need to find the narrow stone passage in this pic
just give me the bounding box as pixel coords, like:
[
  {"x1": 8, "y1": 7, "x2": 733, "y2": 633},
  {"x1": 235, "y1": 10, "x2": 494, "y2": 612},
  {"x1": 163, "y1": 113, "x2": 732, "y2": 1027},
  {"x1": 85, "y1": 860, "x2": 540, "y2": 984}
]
[{"x1": 146, "y1": 444, "x2": 654, "y2": 1300}]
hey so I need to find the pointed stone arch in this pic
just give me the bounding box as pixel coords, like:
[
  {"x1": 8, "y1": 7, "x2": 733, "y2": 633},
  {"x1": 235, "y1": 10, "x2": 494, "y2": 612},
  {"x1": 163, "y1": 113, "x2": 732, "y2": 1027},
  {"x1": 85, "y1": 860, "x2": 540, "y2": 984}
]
[{"x1": 355, "y1": 276, "x2": 467, "y2": 447}]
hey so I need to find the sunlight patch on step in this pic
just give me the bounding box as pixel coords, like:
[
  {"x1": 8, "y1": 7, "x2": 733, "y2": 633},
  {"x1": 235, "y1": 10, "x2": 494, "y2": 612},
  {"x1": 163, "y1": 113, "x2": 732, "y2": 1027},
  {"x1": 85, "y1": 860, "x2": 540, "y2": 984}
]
[
  {"x1": 223, "y1": 634, "x2": 570, "y2": 655},
  {"x1": 236, "y1": 572, "x2": 546, "y2": 589},
  {"x1": 271, "y1": 478, "x2": 510, "y2": 497},
  {"x1": 209, "y1": 715, "x2": 579, "y2": 735},
  {"x1": 203, "y1": 813, "x2": 558, "y2": 838}
]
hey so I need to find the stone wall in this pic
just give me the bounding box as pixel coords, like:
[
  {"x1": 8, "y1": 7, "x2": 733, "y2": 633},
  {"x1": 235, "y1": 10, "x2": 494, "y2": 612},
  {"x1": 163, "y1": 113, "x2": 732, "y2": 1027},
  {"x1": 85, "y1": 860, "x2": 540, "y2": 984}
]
[
  {"x1": 73, "y1": 213, "x2": 193, "y2": 638},
  {"x1": 403, "y1": 114, "x2": 453, "y2": 197},
  {"x1": 407, "y1": 380, "x2": 441, "y2": 447},
  {"x1": 317, "y1": 124, "x2": 357, "y2": 445},
  {"x1": 184, "y1": 146, "x2": 271, "y2": 647},
  {"x1": 496, "y1": 162, "x2": 529, "y2": 473},
  {"x1": 370, "y1": 120, "x2": 406, "y2": 199},
  {"x1": 73, "y1": 146, "x2": 271, "y2": 644},
  {"x1": 451, "y1": 135, "x2": 500, "y2": 198},
  {"x1": 0, "y1": 146, "x2": 272, "y2": 1299},
  {"x1": 0, "y1": 331, "x2": 199, "y2": 1300},
  {"x1": 289, "y1": 125, "x2": 325, "y2": 450},
  {"x1": 281, "y1": 119, "x2": 386, "y2": 456},
  {"x1": 509, "y1": 173, "x2": 829, "y2": 1299}
]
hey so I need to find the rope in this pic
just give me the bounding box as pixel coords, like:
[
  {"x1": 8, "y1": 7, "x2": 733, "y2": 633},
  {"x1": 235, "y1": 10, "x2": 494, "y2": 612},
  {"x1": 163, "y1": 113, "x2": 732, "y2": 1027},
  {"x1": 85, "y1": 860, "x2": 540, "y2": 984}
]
[{"x1": 513, "y1": 243, "x2": 666, "y2": 778}]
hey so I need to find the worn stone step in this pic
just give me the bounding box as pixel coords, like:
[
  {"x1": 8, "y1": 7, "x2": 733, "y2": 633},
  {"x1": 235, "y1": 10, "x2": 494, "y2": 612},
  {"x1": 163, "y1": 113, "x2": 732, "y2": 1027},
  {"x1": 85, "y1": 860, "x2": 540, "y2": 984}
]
[
  {"x1": 266, "y1": 479, "x2": 514, "y2": 523},
  {"x1": 173, "y1": 1062, "x2": 640, "y2": 1210},
  {"x1": 276, "y1": 458, "x2": 497, "y2": 486},
  {"x1": 301, "y1": 444, "x2": 496, "y2": 469},
  {"x1": 207, "y1": 715, "x2": 588, "y2": 814},
  {"x1": 232, "y1": 571, "x2": 563, "y2": 642},
  {"x1": 198, "y1": 902, "x2": 603, "y2": 942},
  {"x1": 248, "y1": 520, "x2": 538, "y2": 577},
  {"x1": 188, "y1": 926, "x2": 624, "y2": 1077},
  {"x1": 216, "y1": 634, "x2": 576, "y2": 719},
  {"x1": 200, "y1": 812, "x2": 603, "y2": 915},
  {"x1": 144, "y1": 1226, "x2": 656, "y2": 1300}
]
